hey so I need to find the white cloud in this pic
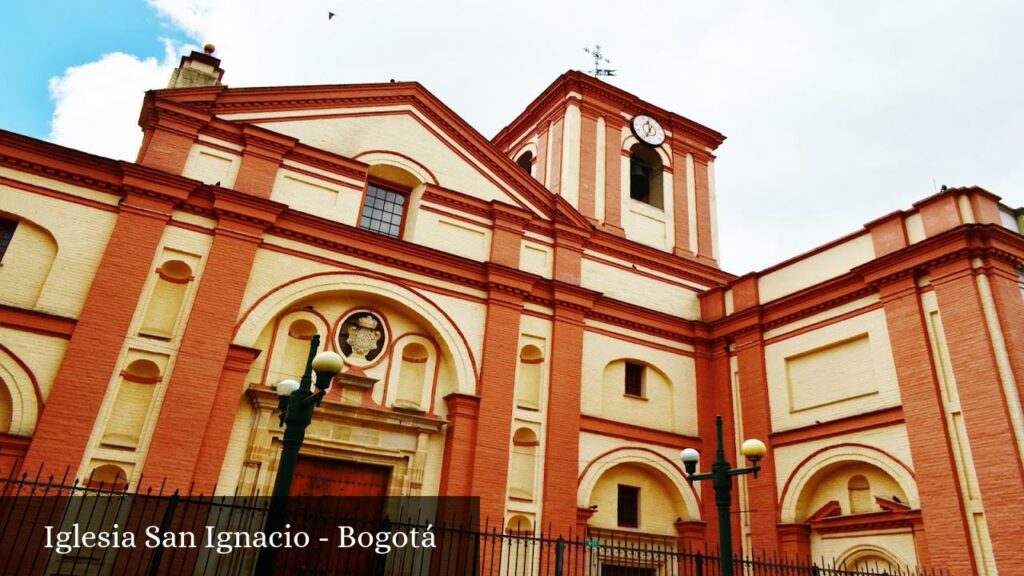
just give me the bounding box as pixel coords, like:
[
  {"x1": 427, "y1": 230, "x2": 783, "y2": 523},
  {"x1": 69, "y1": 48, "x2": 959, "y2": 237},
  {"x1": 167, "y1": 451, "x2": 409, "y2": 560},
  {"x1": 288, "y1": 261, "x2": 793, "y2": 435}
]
[
  {"x1": 48, "y1": 39, "x2": 186, "y2": 161},
  {"x1": 44, "y1": 0, "x2": 1024, "y2": 273}
]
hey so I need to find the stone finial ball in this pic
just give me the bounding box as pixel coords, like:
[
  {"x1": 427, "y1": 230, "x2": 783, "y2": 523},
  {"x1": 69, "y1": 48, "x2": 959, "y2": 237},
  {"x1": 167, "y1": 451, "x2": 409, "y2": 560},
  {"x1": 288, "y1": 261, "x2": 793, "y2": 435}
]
[{"x1": 204, "y1": 43, "x2": 216, "y2": 54}]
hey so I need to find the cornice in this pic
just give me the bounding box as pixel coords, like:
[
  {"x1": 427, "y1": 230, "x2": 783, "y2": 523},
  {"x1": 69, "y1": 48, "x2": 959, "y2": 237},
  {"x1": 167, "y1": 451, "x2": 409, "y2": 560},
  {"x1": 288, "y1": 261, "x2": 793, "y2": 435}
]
[
  {"x1": 171, "y1": 82, "x2": 596, "y2": 231},
  {"x1": 709, "y1": 223, "x2": 1024, "y2": 342},
  {"x1": 587, "y1": 229, "x2": 735, "y2": 287},
  {"x1": 856, "y1": 224, "x2": 1021, "y2": 288},
  {"x1": 285, "y1": 147, "x2": 367, "y2": 182},
  {"x1": 0, "y1": 130, "x2": 122, "y2": 195},
  {"x1": 744, "y1": 271, "x2": 879, "y2": 334},
  {"x1": 0, "y1": 304, "x2": 77, "y2": 339},
  {"x1": 210, "y1": 185, "x2": 287, "y2": 229},
  {"x1": 139, "y1": 93, "x2": 212, "y2": 134},
  {"x1": 493, "y1": 70, "x2": 725, "y2": 152},
  {"x1": 422, "y1": 186, "x2": 493, "y2": 220},
  {"x1": 588, "y1": 297, "x2": 697, "y2": 341},
  {"x1": 248, "y1": 386, "x2": 445, "y2": 432},
  {"x1": 485, "y1": 263, "x2": 537, "y2": 297},
  {"x1": 270, "y1": 210, "x2": 491, "y2": 292},
  {"x1": 809, "y1": 509, "x2": 921, "y2": 534}
]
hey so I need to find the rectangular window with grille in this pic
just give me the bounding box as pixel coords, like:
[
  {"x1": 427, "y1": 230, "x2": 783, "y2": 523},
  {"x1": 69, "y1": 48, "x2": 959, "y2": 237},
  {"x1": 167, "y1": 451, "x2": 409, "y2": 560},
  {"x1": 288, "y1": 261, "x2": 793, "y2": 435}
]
[
  {"x1": 0, "y1": 218, "x2": 16, "y2": 262},
  {"x1": 359, "y1": 185, "x2": 406, "y2": 239},
  {"x1": 624, "y1": 362, "x2": 644, "y2": 397},
  {"x1": 617, "y1": 484, "x2": 639, "y2": 528}
]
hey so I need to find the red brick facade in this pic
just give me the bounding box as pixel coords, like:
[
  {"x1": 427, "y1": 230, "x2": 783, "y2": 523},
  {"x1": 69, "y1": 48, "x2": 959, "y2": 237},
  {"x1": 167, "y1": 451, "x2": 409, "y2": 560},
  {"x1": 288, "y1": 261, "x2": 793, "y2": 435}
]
[{"x1": 1, "y1": 58, "x2": 1022, "y2": 574}]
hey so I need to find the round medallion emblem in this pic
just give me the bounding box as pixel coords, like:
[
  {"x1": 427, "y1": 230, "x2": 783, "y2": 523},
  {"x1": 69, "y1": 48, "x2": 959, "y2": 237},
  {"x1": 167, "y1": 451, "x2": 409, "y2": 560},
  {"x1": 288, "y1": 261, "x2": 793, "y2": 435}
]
[{"x1": 337, "y1": 311, "x2": 387, "y2": 365}]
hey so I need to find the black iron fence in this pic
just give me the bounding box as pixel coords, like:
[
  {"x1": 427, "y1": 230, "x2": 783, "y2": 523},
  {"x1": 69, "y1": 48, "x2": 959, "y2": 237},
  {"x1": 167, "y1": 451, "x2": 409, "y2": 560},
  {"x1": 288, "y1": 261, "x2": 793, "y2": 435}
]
[{"x1": 0, "y1": 469, "x2": 947, "y2": 576}]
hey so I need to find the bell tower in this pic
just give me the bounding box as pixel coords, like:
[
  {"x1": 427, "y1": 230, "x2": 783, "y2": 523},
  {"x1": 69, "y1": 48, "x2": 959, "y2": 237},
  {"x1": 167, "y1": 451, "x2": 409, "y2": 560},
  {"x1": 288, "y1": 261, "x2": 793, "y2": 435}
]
[{"x1": 493, "y1": 71, "x2": 725, "y2": 266}]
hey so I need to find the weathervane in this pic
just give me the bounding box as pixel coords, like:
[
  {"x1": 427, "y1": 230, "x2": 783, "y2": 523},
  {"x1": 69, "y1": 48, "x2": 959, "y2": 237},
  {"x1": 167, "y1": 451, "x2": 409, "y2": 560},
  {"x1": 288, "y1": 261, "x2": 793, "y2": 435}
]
[{"x1": 584, "y1": 44, "x2": 616, "y2": 77}]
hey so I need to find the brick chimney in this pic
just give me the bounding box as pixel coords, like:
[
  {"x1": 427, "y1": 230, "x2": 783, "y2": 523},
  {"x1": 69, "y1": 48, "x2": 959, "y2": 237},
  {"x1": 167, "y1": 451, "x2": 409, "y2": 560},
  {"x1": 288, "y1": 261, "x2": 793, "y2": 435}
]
[{"x1": 167, "y1": 43, "x2": 224, "y2": 88}]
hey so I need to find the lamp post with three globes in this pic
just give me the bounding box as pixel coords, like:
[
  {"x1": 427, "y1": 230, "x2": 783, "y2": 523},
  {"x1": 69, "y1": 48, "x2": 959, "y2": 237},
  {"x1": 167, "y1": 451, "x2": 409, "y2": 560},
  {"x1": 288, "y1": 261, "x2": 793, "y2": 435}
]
[{"x1": 680, "y1": 415, "x2": 767, "y2": 576}]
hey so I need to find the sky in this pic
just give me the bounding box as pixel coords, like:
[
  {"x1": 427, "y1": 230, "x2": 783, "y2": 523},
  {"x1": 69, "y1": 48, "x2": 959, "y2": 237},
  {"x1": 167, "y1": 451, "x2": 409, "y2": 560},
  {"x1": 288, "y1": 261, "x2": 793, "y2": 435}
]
[{"x1": 2, "y1": 0, "x2": 1022, "y2": 274}]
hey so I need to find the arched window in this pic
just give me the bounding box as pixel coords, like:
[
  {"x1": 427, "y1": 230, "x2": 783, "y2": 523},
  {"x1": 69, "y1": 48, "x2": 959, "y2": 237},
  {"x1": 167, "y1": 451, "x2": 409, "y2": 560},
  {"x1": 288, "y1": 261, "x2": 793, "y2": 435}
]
[
  {"x1": 0, "y1": 215, "x2": 58, "y2": 308},
  {"x1": 359, "y1": 165, "x2": 423, "y2": 240},
  {"x1": 516, "y1": 152, "x2": 533, "y2": 176},
  {"x1": 629, "y1": 144, "x2": 664, "y2": 209},
  {"x1": 359, "y1": 183, "x2": 408, "y2": 239},
  {"x1": 0, "y1": 218, "x2": 17, "y2": 262}
]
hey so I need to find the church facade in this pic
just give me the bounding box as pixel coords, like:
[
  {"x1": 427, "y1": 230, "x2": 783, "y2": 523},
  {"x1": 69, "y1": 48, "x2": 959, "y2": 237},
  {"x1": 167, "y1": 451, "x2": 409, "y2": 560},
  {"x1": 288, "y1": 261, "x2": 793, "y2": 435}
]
[{"x1": 1, "y1": 48, "x2": 1022, "y2": 574}]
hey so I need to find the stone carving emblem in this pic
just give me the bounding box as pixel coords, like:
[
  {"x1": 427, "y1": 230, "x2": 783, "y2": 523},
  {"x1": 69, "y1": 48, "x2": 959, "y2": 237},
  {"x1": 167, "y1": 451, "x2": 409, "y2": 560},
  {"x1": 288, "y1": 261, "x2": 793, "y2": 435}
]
[{"x1": 338, "y1": 312, "x2": 386, "y2": 364}]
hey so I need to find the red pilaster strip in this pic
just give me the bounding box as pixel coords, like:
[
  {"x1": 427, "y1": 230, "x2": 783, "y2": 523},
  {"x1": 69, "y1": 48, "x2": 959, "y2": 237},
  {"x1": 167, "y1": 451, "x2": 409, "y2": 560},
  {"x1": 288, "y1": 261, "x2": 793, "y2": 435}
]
[
  {"x1": 671, "y1": 150, "x2": 692, "y2": 257},
  {"x1": 930, "y1": 259, "x2": 1024, "y2": 570},
  {"x1": 733, "y1": 331, "x2": 780, "y2": 554},
  {"x1": 470, "y1": 282, "x2": 525, "y2": 523},
  {"x1": 877, "y1": 276, "x2": 976, "y2": 574},
  {"x1": 22, "y1": 193, "x2": 175, "y2": 477},
  {"x1": 439, "y1": 393, "x2": 481, "y2": 497},
  {"x1": 191, "y1": 344, "x2": 262, "y2": 491},
  {"x1": 542, "y1": 300, "x2": 586, "y2": 533},
  {"x1": 547, "y1": 119, "x2": 564, "y2": 197},
  {"x1": 693, "y1": 156, "x2": 714, "y2": 264},
  {"x1": 578, "y1": 113, "x2": 598, "y2": 220},
  {"x1": 232, "y1": 127, "x2": 295, "y2": 198},
  {"x1": 142, "y1": 193, "x2": 282, "y2": 490},
  {"x1": 602, "y1": 122, "x2": 624, "y2": 234}
]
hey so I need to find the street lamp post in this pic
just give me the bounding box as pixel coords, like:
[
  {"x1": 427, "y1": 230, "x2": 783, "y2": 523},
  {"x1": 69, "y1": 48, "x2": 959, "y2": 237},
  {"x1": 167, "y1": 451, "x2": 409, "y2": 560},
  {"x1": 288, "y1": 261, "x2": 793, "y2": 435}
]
[
  {"x1": 680, "y1": 415, "x2": 767, "y2": 576},
  {"x1": 254, "y1": 333, "x2": 344, "y2": 576}
]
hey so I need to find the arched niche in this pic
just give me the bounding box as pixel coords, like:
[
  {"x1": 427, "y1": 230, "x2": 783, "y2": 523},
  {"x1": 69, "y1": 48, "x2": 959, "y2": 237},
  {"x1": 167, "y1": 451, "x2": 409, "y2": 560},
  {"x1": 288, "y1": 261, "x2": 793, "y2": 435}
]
[
  {"x1": 86, "y1": 463, "x2": 129, "y2": 490},
  {"x1": 577, "y1": 448, "x2": 700, "y2": 532},
  {"x1": 508, "y1": 427, "x2": 539, "y2": 501},
  {"x1": 847, "y1": 474, "x2": 872, "y2": 514},
  {"x1": 262, "y1": 309, "x2": 331, "y2": 389},
  {"x1": 101, "y1": 357, "x2": 165, "y2": 449},
  {"x1": 780, "y1": 444, "x2": 917, "y2": 524},
  {"x1": 139, "y1": 258, "x2": 195, "y2": 339},
  {"x1": 0, "y1": 213, "x2": 58, "y2": 309},
  {"x1": 505, "y1": 514, "x2": 534, "y2": 535},
  {"x1": 386, "y1": 335, "x2": 439, "y2": 412},
  {"x1": 515, "y1": 345, "x2": 544, "y2": 410},
  {"x1": 0, "y1": 346, "x2": 40, "y2": 436},
  {"x1": 502, "y1": 513, "x2": 537, "y2": 573},
  {"x1": 234, "y1": 272, "x2": 476, "y2": 398}
]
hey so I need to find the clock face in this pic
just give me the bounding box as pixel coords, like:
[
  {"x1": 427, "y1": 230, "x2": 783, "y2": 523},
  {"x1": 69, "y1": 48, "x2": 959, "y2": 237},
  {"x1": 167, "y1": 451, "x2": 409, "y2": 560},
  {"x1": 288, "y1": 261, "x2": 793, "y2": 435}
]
[{"x1": 631, "y1": 115, "x2": 666, "y2": 146}]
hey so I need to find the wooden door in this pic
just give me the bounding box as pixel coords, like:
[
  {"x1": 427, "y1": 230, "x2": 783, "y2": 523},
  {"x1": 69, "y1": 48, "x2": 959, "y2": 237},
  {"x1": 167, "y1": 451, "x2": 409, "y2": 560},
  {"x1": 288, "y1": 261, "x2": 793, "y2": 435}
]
[
  {"x1": 289, "y1": 457, "x2": 391, "y2": 497},
  {"x1": 282, "y1": 459, "x2": 392, "y2": 574}
]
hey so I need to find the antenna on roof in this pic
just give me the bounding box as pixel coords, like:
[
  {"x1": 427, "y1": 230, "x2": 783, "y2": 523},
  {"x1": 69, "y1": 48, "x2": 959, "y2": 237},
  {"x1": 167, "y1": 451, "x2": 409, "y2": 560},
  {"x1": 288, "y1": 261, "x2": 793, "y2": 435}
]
[{"x1": 584, "y1": 44, "x2": 616, "y2": 77}]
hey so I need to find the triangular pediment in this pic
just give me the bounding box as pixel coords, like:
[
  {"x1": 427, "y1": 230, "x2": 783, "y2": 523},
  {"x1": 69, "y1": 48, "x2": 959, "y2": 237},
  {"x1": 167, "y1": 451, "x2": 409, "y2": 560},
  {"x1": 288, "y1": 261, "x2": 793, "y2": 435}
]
[{"x1": 159, "y1": 82, "x2": 591, "y2": 228}]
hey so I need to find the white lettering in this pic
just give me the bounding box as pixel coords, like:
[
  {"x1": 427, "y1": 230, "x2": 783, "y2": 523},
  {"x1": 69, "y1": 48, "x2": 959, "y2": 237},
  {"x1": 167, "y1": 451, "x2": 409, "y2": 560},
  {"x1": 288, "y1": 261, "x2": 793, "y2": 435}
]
[{"x1": 335, "y1": 524, "x2": 438, "y2": 553}]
